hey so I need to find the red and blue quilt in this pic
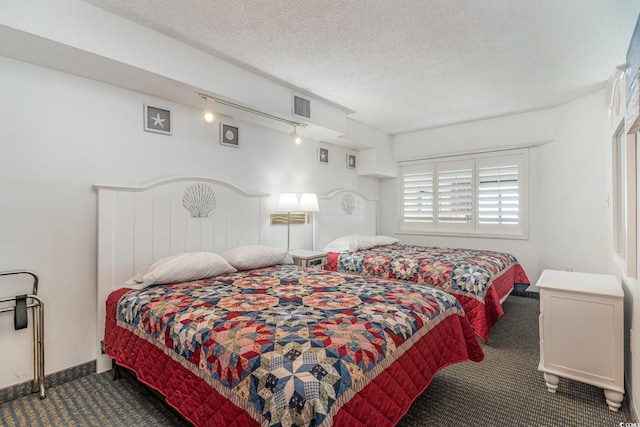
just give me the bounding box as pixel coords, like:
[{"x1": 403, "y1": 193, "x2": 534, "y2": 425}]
[
  {"x1": 104, "y1": 265, "x2": 483, "y2": 427},
  {"x1": 326, "y1": 244, "x2": 530, "y2": 341}
]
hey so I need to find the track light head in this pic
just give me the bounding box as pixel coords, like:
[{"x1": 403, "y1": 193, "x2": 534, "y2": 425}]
[
  {"x1": 202, "y1": 97, "x2": 215, "y2": 123},
  {"x1": 203, "y1": 108, "x2": 215, "y2": 123},
  {"x1": 290, "y1": 126, "x2": 302, "y2": 145}
]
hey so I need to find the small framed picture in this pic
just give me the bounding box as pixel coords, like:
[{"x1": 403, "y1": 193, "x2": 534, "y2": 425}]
[
  {"x1": 318, "y1": 147, "x2": 329, "y2": 165},
  {"x1": 346, "y1": 154, "x2": 356, "y2": 169},
  {"x1": 220, "y1": 123, "x2": 239, "y2": 147},
  {"x1": 144, "y1": 104, "x2": 171, "y2": 135}
]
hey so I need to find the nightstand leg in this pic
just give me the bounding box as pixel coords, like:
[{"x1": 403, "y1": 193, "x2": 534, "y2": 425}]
[
  {"x1": 604, "y1": 389, "x2": 624, "y2": 411},
  {"x1": 543, "y1": 373, "x2": 559, "y2": 393}
]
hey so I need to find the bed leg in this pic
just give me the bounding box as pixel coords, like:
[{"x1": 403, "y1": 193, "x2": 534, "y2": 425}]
[{"x1": 112, "y1": 360, "x2": 120, "y2": 380}]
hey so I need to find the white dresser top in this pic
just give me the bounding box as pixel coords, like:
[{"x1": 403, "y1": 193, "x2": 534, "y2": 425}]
[{"x1": 536, "y1": 269, "x2": 623, "y2": 297}]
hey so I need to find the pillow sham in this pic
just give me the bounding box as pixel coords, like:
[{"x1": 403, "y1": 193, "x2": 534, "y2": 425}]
[
  {"x1": 322, "y1": 234, "x2": 399, "y2": 253},
  {"x1": 221, "y1": 245, "x2": 291, "y2": 271},
  {"x1": 125, "y1": 252, "x2": 236, "y2": 289}
]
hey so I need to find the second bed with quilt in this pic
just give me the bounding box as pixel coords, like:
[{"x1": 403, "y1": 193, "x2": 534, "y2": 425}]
[{"x1": 324, "y1": 239, "x2": 529, "y2": 341}]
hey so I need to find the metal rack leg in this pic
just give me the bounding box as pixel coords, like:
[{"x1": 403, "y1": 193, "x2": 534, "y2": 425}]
[
  {"x1": 37, "y1": 302, "x2": 45, "y2": 399},
  {"x1": 30, "y1": 298, "x2": 45, "y2": 399},
  {"x1": 31, "y1": 306, "x2": 38, "y2": 395}
]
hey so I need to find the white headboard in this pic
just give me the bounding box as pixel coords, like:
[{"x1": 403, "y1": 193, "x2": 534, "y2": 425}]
[
  {"x1": 95, "y1": 176, "x2": 268, "y2": 372},
  {"x1": 314, "y1": 189, "x2": 378, "y2": 251}
]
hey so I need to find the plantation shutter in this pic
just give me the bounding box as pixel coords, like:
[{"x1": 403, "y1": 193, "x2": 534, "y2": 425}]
[
  {"x1": 437, "y1": 165, "x2": 473, "y2": 225},
  {"x1": 478, "y1": 164, "x2": 519, "y2": 225},
  {"x1": 401, "y1": 166, "x2": 434, "y2": 224},
  {"x1": 398, "y1": 149, "x2": 527, "y2": 237}
]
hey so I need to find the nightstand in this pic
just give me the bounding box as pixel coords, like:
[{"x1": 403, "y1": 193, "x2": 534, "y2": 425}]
[
  {"x1": 289, "y1": 250, "x2": 327, "y2": 269},
  {"x1": 536, "y1": 269, "x2": 624, "y2": 411}
]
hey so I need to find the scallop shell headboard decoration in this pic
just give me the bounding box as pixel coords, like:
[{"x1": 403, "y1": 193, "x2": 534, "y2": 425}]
[
  {"x1": 182, "y1": 183, "x2": 217, "y2": 218},
  {"x1": 341, "y1": 193, "x2": 355, "y2": 215}
]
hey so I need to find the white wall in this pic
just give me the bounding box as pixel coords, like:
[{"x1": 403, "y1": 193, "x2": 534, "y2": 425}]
[
  {"x1": 392, "y1": 109, "x2": 555, "y2": 161},
  {"x1": 381, "y1": 91, "x2": 611, "y2": 286},
  {"x1": 536, "y1": 91, "x2": 611, "y2": 276},
  {"x1": 0, "y1": 56, "x2": 378, "y2": 389}
]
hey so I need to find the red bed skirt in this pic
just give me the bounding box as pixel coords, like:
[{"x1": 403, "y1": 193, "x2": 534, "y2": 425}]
[
  {"x1": 456, "y1": 264, "x2": 525, "y2": 341},
  {"x1": 104, "y1": 288, "x2": 483, "y2": 427}
]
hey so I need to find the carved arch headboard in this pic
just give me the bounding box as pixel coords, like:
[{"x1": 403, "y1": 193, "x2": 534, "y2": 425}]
[
  {"x1": 313, "y1": 189, "x2": 378, "y2": 251},
  {"x1": 94, "y1": 176, "x2": 268, "y2": 372}
]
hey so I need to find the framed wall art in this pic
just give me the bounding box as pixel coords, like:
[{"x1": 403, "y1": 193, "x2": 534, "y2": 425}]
[
  {"x1": 318, "y1": 146, "x2": 329, "y2": 165},
  {"x1": 143, "y1": 104, "x2": 171, "y2": 135},
  {"x1": 346, "y1": 153, "x2": 357, "y2": 169},
  {"x1": 220, "y1": 123, "x2": 239, "y2": 147}
]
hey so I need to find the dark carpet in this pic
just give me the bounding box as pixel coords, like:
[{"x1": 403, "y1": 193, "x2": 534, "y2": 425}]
[{"x1": 0, "y1": 296, "x2": 634, "y2": 426}]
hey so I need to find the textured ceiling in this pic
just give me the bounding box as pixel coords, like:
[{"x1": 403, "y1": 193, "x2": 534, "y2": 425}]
[{"x1": 83, "y1": 0, "x2": 639, "y2": 135}]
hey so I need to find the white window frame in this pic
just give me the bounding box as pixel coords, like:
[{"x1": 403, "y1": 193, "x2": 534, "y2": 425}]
[
  {"x1": 612, "y1": 121, "x2": 637, "y2": 278},
  {"x1": 613, "y1": 122, "x2": 628, "y2": 258},
  {"x1": 397, "y1": 149, "x2": 528, "y2": 239}
]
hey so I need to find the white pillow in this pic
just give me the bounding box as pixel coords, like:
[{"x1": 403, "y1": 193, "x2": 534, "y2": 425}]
[
  {"x1": 221, "y1": 245, "x2": 291, "y2": 271},
  {"x1": 369, "y1": 235, "x2": 400, "y2": 246},
  {"x1": 125, "y1": 252, "x2": 236, "y2": 289},
  {"x1": 322, "y1": 235, "x2": 399, "y2": 253}
]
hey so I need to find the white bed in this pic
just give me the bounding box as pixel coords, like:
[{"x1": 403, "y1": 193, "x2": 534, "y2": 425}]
[
  {"x1": 94, "y1": 178, "x2": 483, "y2": 427},
  {"x1": 315, "y1": 188, "x2": 530, "y2": 341}
]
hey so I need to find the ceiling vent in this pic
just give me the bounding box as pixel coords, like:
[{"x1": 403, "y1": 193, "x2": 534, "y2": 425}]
[{"x1": 293, "y1": 94, "x2": 311, "y2": 119}]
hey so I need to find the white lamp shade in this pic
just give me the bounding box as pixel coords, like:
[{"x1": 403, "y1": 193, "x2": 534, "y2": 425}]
[
  {"x1": 277, "y1": 193, "x2": 299, "y2": 212},
  {"x1": 299, "y1": 193, "x2": 319, "y2": 212}
]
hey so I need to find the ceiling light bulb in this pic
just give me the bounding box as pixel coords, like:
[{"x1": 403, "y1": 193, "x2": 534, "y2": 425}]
[
  {"x1": 202, "y1": 97, "x2": 215, "y2": 123},
  {"x1": 203, "y1": 108, "x2": 215, "y2": 123},
  {"x1": 290, "y1": 127, "x2": 302, "y2": 145}
]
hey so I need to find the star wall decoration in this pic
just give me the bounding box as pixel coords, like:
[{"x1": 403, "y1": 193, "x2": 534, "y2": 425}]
[
  {"x1": 144, "y1": 104, "x2": 172, "y2": 135},
  {"x1": 151, "y1": 113, "x2": 166, "y2": 128}
]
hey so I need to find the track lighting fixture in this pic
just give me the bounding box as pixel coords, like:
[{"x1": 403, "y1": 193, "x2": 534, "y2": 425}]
[
  {"x1": 203, "y1": 98, "x2": 215, "y2": 123},
  {"x1": 290, "y1": 126, "x2": 302, "y2": 145},
  {"x1": 198, "y1": 93, "x2": 307, "y2": 144}
]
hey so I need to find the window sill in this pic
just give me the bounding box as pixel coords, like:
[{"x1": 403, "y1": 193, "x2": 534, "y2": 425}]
[{"x1": 395, "y1": 229, "x2": 529, "y2": 241}]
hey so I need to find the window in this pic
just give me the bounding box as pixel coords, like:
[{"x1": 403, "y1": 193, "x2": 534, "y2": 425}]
[{"x1": 399, "y1": 149, "x2": 527, "y2": 238}]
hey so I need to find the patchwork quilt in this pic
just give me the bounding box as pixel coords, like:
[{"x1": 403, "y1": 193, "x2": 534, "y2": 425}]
[
  {"x1": 104, "y1": 265, "x2": 483, "y2": 427},
  {"x1": 326, "y1": 244, "x2": 530, "y2": 341}
]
